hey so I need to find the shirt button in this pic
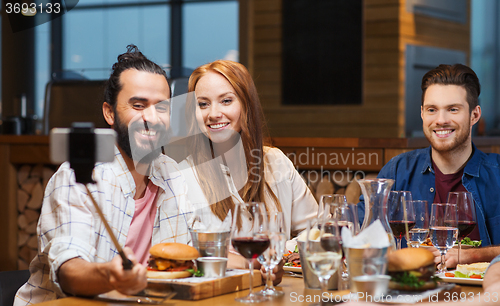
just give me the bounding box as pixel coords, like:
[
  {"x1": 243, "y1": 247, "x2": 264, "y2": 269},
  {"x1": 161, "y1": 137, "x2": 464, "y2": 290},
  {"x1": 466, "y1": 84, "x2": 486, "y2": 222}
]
[
  {"x1": 430, "y1": 187, "x2": 434, "y2": 192},
  {"x1": 126, "y1": 210, "x2": 132, "y2": 216}
]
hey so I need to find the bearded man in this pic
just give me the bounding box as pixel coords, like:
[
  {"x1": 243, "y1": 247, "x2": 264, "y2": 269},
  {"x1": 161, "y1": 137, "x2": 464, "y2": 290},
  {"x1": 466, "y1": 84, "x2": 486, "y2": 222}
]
[
  {"x1": 15, "y1": 45, "x2": 190, "y2": 305},
  {"x1": 358, "y1": 64, "x2": 500, "y2": 268}
]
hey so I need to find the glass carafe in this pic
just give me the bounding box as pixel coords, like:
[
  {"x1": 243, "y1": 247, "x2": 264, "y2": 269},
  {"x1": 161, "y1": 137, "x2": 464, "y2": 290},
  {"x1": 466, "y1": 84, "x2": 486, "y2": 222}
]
[{"x1": 357, "y1": 178, "x2": 396, "y2": 249}]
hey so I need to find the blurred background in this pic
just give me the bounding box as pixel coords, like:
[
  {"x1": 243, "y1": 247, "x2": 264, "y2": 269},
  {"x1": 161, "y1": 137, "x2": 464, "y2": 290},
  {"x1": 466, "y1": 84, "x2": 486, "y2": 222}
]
[{"x1": 1, "y1": 0, "x2": 499, "y2": 138}]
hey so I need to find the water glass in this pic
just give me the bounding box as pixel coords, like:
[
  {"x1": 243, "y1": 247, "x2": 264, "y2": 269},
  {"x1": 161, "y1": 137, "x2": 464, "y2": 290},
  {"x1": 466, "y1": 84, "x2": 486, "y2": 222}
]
[
  {"x1": 429, "y1": 203, "x2": 458, "y2": 274},
  {"x1": 408, "y1": 200, "x2": 429, "y2": 248},
  {"x1": 257, "y1": 212, "x2": 286, "y2": 297}
]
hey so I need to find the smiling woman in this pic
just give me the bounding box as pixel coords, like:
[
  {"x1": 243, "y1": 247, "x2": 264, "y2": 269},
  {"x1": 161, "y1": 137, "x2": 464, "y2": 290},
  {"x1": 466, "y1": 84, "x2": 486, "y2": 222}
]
[{"x1": 178, "y1": 61, "x2": 318, "y2": 276}]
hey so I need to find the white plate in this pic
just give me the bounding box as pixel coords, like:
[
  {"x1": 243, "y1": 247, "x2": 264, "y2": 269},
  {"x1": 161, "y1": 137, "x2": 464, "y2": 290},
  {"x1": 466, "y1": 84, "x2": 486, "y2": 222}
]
[
  {"x1": 437, "y1": 271, "x2": 483, "y2": 285},
  {"x1": 419, "y1": 244, "x2": 474, "y2": 249},
  {"x1": 96, "y1": 290, "x2": 175, "y2": 304},
  {"x1": 284, "y1": 266, "x2": 302, "y2": 273}
]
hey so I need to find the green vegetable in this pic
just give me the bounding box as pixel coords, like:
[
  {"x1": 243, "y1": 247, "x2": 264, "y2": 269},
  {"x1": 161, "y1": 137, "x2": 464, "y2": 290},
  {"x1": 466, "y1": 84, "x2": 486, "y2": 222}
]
[
  {"x1": 455, "y1": 237, "x2": 482, "y2": 247},
  {"x1": 187, "y1": 269, "x2": 203, "y2": 277},
  {"x1": 284, "y1": 262, "x2": 293, "y2": 267},
  {"x1": 454, "y1": 271, "x2": 468, "y2": 278},
  {"x1": 294, "y1": 245, "x2": 299, "y2": 253},
  {"x1": 391, "y1": 272, "x2": 425, "y2": 288}
]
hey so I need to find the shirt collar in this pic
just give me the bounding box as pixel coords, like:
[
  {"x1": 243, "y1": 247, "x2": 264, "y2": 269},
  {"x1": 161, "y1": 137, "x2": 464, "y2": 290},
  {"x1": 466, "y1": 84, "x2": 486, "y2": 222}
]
[
  {"x1": 109, "y1": 146, "x2": 171, "y2": 198},
  {"x1": 463, "y1": 142, "x2": 480, "y2": 177},
  {"x1": 110, "y1": 146, "x2": 136, "y2": 198},
  {"x1": 421, "y1": 143, "x2": 480, "y2": 177},
  {"x1": 421, "y1": 146, "x2": 434, "y2": 174}
]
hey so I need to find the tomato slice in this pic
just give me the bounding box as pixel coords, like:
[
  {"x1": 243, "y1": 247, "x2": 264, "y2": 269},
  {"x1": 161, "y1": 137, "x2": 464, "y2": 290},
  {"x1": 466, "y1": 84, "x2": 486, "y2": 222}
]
[
  {"x1": 470, "y1": 274, "x2": 482, "y2": 279},
  {"x1": 445, "y1": 273, "x2": 455, "y2": 277}
]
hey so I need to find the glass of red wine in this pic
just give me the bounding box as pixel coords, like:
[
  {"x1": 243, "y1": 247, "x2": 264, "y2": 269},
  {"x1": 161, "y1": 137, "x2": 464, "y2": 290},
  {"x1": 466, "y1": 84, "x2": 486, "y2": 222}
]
[
  {"x1": 230, "y1": 202, "x2": 270, "y2": 303},
  {"x1": 387, "y1": 191, "x2": 416, "y2": 249},
  {"x1": 447, "y1": 192, "x2": 476, "y2": 265}
]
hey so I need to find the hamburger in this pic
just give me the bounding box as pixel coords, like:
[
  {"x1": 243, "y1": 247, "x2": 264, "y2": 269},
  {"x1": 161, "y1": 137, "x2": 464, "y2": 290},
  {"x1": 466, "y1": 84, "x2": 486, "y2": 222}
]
[
  {"x1": 147, "y1": 243, "x2": 200, "y2": 279},
  {"x1": 387, "y1": 248, "x2": 438, "y2": 291}
]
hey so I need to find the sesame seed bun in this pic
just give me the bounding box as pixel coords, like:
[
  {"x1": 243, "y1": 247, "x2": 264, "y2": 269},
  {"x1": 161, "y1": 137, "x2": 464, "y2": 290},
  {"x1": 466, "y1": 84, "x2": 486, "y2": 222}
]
[
  {"x1": 388, "y1": 248, "x2": 435, "y2": 272},
  {"x1": 149, "y1": 243, "x2": 200, "y2": 261}
]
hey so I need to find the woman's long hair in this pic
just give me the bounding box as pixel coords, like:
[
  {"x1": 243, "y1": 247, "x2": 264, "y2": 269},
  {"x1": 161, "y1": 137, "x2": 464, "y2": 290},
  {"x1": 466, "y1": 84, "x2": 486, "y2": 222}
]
[{"x1": 186, "y1": 60, "x2": 281, "y2": 223}]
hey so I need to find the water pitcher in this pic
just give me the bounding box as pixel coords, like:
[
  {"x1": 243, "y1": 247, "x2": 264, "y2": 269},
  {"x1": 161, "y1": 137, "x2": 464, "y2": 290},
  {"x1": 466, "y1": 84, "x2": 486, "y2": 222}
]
[{"x1": 357, "y1": 178, "x2": 396, "y2": 249}]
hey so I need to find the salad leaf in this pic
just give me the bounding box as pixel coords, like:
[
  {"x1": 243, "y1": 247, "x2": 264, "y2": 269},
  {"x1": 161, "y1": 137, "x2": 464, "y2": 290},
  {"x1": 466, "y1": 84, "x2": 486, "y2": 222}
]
[
  {"x1": 454, "y1": 271, "x2": 468, "y2": 278},
  {"x1": 391, "y1": 272, "x2": 425, "y2": 289},
  {"x1": 187, "y1": 269, "x2": 203, "y2": 277},
  {"x1": 294, "y1": 245, "x2": 299, "y2": 253},
  {"x1": 455, "y1": 237, "x2": 481, "y2": 247}
]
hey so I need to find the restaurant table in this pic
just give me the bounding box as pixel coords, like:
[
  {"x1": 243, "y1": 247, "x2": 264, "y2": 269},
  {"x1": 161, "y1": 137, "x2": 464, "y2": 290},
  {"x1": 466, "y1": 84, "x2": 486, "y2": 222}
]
[{"x1": 35, "y1": 275, "x2": 484, "y2": 305}]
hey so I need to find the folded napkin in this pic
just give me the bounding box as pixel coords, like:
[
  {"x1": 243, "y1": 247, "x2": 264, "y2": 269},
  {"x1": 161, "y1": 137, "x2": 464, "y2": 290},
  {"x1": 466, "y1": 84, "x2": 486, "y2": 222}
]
[{"x1": 342, "y1": 219, "x2": 390, "y2": 248}]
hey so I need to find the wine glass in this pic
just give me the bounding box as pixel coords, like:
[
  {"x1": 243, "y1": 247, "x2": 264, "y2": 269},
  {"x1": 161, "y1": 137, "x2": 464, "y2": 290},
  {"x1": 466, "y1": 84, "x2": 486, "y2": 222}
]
[
  {"x1": 256, "y1": 211, "x2": 286, "y2": 297},
  {"x1": 429, "y1": 203, "x2": 458, "y2": 274},
  {"x1": 347, "y1": 203, "x2": 361, "y2": 235},
  {"x1": 408, "y1": 200, "x2": 429, "y2": 248},
  {"x1": 304, "y1": 217, "x2": 342, "y2": 306},
  {"x1": 231, "y1": 202, "x2": 269, "y2": 303},
  {"x1": 387, "y1": 191, "x2": 415, "y2": 249},
  {"x1": 331, "y1": 202, "x2": 356, "y2": 290},
  {"x1": 317, "y1": 194, "x2": 346, "y2": 220},
  {"x1": 447, "y1": 192, "x2": 476, "y2": 264}
]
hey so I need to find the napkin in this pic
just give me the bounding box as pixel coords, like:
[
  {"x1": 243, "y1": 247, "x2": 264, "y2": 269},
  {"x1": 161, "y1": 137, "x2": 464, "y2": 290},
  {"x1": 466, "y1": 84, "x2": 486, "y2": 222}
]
[{"x1": 342, "y1": 219, "x2": 390, "y2": 248}]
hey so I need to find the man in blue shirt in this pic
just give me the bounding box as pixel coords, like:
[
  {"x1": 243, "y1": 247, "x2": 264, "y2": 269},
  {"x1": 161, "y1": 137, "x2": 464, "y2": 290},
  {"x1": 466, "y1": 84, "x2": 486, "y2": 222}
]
[{"x1": 358, "y1": 64, "x2": 500, "y2": 268}]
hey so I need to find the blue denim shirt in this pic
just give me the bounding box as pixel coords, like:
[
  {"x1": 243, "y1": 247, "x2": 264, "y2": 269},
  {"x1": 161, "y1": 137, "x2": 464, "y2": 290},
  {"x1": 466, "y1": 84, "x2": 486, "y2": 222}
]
[{"x1": 358, "y1": 143, "x2": 500, "y2": 247}]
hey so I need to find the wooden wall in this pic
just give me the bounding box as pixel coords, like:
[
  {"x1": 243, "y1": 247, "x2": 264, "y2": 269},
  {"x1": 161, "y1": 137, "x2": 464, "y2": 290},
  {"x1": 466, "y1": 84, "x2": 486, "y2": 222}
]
[{"x1": 242, "y1": 0, "x2": 470, "y2": 138}]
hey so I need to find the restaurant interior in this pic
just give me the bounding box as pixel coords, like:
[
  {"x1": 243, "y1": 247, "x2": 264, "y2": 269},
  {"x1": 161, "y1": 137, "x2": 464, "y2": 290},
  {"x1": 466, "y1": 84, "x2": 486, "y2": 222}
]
[{"x1": 0, "y1": 0, "x2": 498, "y2": 304}]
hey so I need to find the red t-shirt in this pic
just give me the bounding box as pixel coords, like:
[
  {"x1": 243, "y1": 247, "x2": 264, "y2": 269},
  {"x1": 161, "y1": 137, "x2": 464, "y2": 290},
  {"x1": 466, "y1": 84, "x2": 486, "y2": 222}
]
[{"x1": 432, "y1": 160, "x2": 480, "y2": 241}]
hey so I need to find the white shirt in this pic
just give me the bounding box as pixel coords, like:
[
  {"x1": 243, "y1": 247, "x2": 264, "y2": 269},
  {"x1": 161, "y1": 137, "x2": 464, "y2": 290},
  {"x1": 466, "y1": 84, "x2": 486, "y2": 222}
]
[
  {"x1": 179, "y1": 147, "x2": 318, "y2": 239},
  {"x1": 15, "y1": 148, "x2": 190, "y2": 305}
]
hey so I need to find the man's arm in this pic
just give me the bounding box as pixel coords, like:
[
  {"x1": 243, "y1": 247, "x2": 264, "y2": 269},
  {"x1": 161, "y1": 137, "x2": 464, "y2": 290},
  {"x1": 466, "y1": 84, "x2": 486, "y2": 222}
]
[
  {"x1": 58, "y1": 247, "x2": 147, "y2": 296},
  {"x1": 483, "y1": 255, "x2": 500, "y2": 293},
  {"x1": 431, "y1": 246, "x2": 500, "y2": 268}
]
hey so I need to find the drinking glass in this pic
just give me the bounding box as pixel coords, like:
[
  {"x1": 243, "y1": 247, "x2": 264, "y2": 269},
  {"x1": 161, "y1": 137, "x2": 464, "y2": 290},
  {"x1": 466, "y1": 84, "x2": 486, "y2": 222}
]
[
  {"x1": 447, "y1": 192, "x2": 476, "y2": 264},
  {"x1": 304, "y1": 218, "x2": 342, "y2": 306},
  {"x1": 230, "y1": 202, "x2": 269, "y2": 303},
  {"x1": 429, "y1": 203, "x2": 458, "y2": 274},
  {"x1": 317, "y1": 194, "x2": 346, "y2": 220},
  {"x1": 332, "y1": 202, "x2": 356, "y2": 290},
  {"x1": 387, "y1": 191, "x2": 415, "y2": 249},
  {"x1": 256, "y1": 212, "x2": 286, "y2": 297},
  {"x1": 408, "y1": 200, "x2": 429, "y2": 248}
]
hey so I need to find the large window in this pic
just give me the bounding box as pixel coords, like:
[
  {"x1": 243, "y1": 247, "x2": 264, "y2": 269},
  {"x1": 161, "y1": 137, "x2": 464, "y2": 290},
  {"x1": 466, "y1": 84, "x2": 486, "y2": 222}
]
[{"x1": 34, "y1": 0, "x2": 238, "y2": 118}]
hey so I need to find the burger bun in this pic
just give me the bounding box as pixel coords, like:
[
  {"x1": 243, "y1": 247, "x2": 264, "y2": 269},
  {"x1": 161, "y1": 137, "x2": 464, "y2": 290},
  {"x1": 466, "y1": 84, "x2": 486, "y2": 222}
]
[
  {"x1": 147, "y1": 270, "x2": 193, "y2": 279},
  {"x1": 388, "y1": 248, "x2": 434, "y2": 272},
  {"x1": 149, "y1": 243, "x2": 200, "y2": 260}
]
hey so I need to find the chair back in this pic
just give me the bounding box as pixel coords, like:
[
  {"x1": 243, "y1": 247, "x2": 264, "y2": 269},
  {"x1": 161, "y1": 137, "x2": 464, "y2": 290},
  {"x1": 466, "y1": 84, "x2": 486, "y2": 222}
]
[
  {"x1": 0, "y1": 270, "x2": 30, "y2": 306},
  {"x1": 43, "y1": 79, "x2": 108, "y2": 134}
]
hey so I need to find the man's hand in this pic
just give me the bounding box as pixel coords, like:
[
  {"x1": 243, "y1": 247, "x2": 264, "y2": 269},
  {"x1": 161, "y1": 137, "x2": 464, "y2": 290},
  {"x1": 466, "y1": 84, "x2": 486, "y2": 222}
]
[
  {"x1": 59, "y1": 247, "x2": 147, "y2": 297},
  {"x1": 260, "y1": 259, "x2": 284, "y2": 286},
  {"x1": 430, "y1": 246, "x2": 458, "y2": 269},
  {"x1": 108, "y1": 247, "x2": 147, "y2": 295}
]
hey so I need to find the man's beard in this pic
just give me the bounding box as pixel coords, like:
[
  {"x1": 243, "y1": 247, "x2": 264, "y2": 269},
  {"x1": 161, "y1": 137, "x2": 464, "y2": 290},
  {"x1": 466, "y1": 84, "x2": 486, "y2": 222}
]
[
  {"x1": 424, "y1": 120, "x2": 471, "y2": 154},
  {"x1": 114, "y1": 112, "x2": 170, "y2": 164}
]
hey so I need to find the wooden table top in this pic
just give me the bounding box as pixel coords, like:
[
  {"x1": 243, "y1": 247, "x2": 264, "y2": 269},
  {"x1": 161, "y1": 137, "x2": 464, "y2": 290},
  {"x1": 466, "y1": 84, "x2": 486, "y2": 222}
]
[{"x1": 35, "y1": 275, "x2": 483, "y2": 305}]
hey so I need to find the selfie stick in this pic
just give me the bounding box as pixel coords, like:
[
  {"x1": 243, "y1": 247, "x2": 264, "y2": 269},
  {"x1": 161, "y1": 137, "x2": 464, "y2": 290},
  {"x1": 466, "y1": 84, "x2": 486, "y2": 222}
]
[{"x1": 69, "y1": 123, "x2": 133, "y2": 270}]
